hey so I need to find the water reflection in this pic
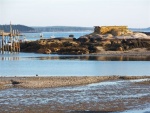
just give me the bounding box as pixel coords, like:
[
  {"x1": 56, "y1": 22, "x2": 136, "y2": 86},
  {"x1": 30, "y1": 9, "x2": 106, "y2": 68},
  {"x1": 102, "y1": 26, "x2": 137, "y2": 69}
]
[
  {"x1": 0, "y1": 53, "x2": 20, "y2": 61},
  {"x1": 1, "y1": 53, "x2": 150, "y2": 61},
  {"x1": 0, "y1": 57, "x2": 20, "y2": 61},
  {"x1": 28, "y1": 55, "x2": 150, "y2": 61}
]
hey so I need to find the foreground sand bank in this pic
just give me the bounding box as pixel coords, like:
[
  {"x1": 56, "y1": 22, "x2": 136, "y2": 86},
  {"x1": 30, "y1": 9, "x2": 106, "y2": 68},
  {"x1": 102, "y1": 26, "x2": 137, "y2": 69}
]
[
  {"x1": 0, "y1": 76, "x2": 150, "y2": 89},
  {"x1": 0, "y1": 76, "x2": 150, "y2": 113}
]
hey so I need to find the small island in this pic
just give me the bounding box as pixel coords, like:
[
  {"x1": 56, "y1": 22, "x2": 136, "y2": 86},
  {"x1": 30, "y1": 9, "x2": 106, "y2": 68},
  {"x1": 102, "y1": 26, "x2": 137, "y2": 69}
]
[{"x1": 20, "y1": 26, "x2": 150, "y2": 55}]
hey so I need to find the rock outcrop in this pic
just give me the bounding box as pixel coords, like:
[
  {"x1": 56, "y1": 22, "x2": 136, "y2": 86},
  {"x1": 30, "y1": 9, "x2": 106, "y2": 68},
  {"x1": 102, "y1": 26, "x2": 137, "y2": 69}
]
[
  {"x1": 20, "y1": 26, "x2": 150, "y2": 54},
  {"x1": 94, "y1": 26, "x2": 133, "y2": 36},
  {"x1": 20, "y1": 37, "x2": 150, "y2": 54}
]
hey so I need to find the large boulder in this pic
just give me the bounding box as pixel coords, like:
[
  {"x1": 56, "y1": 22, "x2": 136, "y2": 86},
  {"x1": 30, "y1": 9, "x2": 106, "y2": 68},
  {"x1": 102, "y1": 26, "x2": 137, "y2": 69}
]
[
  {"x1": 78, "y1": 36, "x2": 89, "y2": 42},
  {"x1": 126, "y1": 30, "x2": 133, "y2": 35},
  {"x1": 38, "y1": 40, "x2": 47, "y2": 45},
  {"x1": 37, "y1": 48, "x2": 51, "y2": 54},
  {"x1": 90, "y1": 34, "x2": 103, "y2": 38},
  {"x1": 62, "y1": 41, "x2": 79, "y2": 47},
  {"x1": 111, "y1": 29, "x2": 122, "y2": 36},
  {"x1": 102, "y1": 34, "x2": 113, "y2": 39},
  {"x1": 100, "y1": 39, "x2": 111, "y2": 46},
  {"x1": 58, "y1": 47, "x2": 89, "y2": 55},
  {"x1": 132, "y1": 33, "x2": 148, "y2": 39},
  {"x1": 95, "y1": 46, "x2": 105, "y2": 52},
  {"x1": 110, "y1": 28, "x2": 133, "y2": 36}
]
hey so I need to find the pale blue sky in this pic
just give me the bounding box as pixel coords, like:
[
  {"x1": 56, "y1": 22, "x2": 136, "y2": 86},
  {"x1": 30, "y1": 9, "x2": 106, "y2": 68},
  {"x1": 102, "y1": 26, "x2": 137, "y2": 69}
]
[{"x1": 0, "y1": 0, "x2": 150, "y2": 28}]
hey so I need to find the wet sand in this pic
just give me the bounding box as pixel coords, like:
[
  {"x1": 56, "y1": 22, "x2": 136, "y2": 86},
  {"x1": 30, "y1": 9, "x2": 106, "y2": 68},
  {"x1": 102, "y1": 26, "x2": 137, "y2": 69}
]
[
  {"x1": 0, "y1": 76, "x2": 150, "y2": 113},
  {"x1": 0, "y1": 76, "x2": 150, "y2": 89}
]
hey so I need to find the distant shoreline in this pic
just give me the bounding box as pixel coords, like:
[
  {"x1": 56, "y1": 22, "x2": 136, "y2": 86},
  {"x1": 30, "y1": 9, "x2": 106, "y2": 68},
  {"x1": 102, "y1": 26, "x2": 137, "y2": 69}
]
[{"x1": 1, "y1": 24, "x2": 150, "y2": 33}]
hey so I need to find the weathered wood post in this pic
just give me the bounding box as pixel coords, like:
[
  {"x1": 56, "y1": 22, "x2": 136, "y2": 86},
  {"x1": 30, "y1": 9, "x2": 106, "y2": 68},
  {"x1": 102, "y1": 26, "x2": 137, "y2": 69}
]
[
  {"x1": 10, "y1": 40, "x2": 13, "y2": 53},
  {"x1": 18, "y1": 42, "x2": 20, "y2": 52},
  {"x1": 0, "y1": 40, "x2": 1, "y2": 53},
  {"x1": 17, "y1": 42, "x2": 19, "y2": 52},
  {"x1": 12, "y1": 41, "x2": 15, "y2": 52},
  {"x1": 2, "y1": 32, "x2": 4, "y2": 54},
  {"x1": 0, "y1": 27, "x2": 21, "y2": 53},
  {"x1": 7, "y1": 36, "x2": 9, "y2": 52}
]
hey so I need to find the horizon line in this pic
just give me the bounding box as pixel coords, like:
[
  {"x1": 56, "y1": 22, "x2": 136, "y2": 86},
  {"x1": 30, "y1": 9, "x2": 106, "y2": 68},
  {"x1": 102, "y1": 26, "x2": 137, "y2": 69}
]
[{"x1": 0, "y1": 24, "x2": 150, "y2": 29}]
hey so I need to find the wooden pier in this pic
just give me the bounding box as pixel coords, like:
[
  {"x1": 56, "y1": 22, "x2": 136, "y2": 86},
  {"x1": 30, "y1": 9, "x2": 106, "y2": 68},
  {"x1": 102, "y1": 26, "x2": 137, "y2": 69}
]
[{"x1": 0, "y1": 25, "x2": 23, "y2": 54}]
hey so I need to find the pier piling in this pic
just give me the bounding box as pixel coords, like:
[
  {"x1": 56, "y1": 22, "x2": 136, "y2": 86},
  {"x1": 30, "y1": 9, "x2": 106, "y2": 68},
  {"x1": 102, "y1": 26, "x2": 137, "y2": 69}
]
[{"x1": 0, "y1": 31, "x2": 22, "y2": 54}]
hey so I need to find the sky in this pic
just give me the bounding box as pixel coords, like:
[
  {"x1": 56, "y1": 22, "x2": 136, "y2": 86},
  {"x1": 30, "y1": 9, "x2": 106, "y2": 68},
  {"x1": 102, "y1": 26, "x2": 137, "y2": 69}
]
[{"x1": 0, "y1": 0, "x2": 150, "y2": 28}]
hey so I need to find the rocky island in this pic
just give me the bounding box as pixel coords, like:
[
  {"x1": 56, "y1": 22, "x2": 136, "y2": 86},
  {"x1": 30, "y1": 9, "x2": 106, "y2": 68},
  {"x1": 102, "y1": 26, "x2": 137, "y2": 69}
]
[{"x1": 20, "y1": 26, "x2": 150, "y2": 55}]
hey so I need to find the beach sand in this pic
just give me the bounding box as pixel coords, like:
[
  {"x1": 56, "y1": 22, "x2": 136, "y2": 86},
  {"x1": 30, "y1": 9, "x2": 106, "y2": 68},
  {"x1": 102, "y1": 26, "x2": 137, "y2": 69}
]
[
  {"x1": 0, "y1": 76, "x2": 150, "y2": 89},
  {"x1": 0, "y1": 76, "x2": 150, "y2": 113}
]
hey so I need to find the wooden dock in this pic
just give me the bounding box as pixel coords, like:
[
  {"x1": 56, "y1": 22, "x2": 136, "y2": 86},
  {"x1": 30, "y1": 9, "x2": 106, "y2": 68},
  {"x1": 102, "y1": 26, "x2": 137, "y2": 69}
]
[{"x1": 0, "y1": 30, "x2": 23, "y2": 54}]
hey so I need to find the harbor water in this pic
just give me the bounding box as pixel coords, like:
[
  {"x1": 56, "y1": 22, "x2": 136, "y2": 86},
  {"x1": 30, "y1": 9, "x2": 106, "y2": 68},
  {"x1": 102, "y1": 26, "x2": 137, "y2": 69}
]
[
  {"x1": 0, "y1": 32, "x2": 150, "y2": 113},
  {"x1": 1, "y1": 31, "x2": 150, "y2": 76},
  {"x1": 0, "y1": 52, "x2": 150, "y2": 76}
]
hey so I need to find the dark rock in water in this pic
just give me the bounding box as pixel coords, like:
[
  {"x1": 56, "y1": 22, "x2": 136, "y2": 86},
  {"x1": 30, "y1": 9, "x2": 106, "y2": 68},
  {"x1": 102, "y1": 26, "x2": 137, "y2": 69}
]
[
  {"x1": 10, "y1": 80, "x2": 21, "y2": 85},
  {"x1": 69, "y1": 34, "x2": 74, "y2": 37},
  {"x1": 78, "y1": 36, "x2": 89, "y2": 42},
  {"x1": 58, "y1": 47, "x2": 89, "y2": 55}
]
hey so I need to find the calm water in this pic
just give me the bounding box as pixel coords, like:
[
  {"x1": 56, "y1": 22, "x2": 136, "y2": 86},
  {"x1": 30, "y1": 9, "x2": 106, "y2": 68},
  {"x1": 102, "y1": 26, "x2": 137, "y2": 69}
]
[
  {"x1": 1, "y1": 31, "x2": 150, "y2": 76},
  {"x1": 1, "y1": 31, "x2": 150, "y2": 113},
  {"x1": 129, "y1": 28, "x2": 150, "y2": 33},
  {"x1": 0, "y1": 52, "x2": 150, "y2": 76},
  {"x1": 21, "y1": 29, "x2": 150, "y2": 41},
  {"x1": 21, "y1": 31, "x2": 91, "y2": 41}
]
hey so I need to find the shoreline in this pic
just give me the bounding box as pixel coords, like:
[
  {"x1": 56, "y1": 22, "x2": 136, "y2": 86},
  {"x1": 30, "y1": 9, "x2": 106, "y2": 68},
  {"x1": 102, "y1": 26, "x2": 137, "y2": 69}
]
[
  {"x1": 0, "y1": 75, "x2": 150, "y2": 113},
  {"x1": 1, "y1": 75, "x2": 150, "y2": 89},
  {"x1": 92, "y1": 48, "x2": 150, "y2": 56},
  {"x1": 2, "y1": 47, "x2": 150, "y2": 56},
  {"x1": 20, "y1": 48, "x2": 150, "y2": 56}
]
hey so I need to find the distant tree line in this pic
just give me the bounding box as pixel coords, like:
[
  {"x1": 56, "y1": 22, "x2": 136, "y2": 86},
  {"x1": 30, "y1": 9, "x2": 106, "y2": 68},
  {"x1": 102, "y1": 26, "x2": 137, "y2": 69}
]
[
  {"x1": 33, "y1": 26, "x2": 94, "y2": 32},
  {"x1": 0, "y1": 25, "x2": 35, "y2": 32},
  {"x1": 1, "y1": 24, "x2": 149, "y2": 33},
  {"x1": 0, "y1": 25, "x2": 94, "y2": 32}
]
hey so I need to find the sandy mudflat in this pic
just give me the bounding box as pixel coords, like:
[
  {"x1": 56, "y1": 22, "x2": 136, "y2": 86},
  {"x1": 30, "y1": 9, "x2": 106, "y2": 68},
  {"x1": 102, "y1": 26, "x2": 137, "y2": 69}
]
[
  {"x1": 0, "y1": 76, "x2": 150, "y2": 89},
  {"x1": 0, "y1": 76, "x2": 150, "y2": 113}
]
